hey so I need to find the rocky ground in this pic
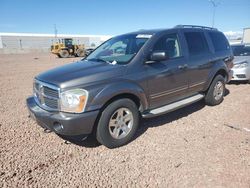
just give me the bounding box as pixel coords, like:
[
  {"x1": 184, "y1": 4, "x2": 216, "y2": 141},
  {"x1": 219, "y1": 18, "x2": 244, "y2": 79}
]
[{"x1": 0, "y1": 53, "x2": 249, "y2": 187}]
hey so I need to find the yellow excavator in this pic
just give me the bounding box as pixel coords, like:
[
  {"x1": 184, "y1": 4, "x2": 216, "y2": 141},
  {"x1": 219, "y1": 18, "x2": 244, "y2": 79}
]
[{"x1": 51, "y1": 38, "x2": 86, "y2": 58}]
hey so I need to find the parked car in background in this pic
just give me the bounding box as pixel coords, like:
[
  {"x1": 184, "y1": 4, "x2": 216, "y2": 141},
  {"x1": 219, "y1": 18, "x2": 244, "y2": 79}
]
[
  {"x1": 27, "y1": 25, "x2": 233, "y2": 148},
  {"x1": 231, "y1": 44, "x2": 250, "y2": 83}
]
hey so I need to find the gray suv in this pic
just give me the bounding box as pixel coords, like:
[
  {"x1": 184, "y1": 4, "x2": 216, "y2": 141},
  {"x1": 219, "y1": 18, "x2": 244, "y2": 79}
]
[{"x1": 27, "y1": 25, "x2": 233, "y2": 148}]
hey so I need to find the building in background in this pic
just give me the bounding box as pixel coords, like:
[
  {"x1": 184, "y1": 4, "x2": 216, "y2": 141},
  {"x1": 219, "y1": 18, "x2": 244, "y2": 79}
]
[
  {"x1": 243, "y1": 28, "x2": 250, "y2": 44},
  {"x1": 0, "y1": 33, "x2": 111, "y2": 54}
]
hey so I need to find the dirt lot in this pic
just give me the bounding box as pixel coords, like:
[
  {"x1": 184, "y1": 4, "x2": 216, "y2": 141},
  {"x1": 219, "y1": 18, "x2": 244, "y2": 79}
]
[{"x1": 0, "y1": 53, "x2": 249, "y2": 187}]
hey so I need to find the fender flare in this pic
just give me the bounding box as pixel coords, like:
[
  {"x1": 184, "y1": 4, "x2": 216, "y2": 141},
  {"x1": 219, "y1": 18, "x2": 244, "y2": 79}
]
[
  {"x1": 86, "y1": 81, "x2": 149, "y2": 112},
  {"x1": 203, "y1": 61, "x2": 229, "y2": 91}
]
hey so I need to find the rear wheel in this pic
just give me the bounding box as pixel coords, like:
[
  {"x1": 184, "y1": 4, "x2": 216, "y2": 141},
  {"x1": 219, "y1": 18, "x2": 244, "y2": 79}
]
[
  {"x1": 205, "y1": 75, "x2": 225, "y2": 106},
  {"x1": 96, "y1": 99, "x2": 139, "y2": 148},
  {"x1": 59, "y1": 50, "x2": 70, "y2": 58},
  {"x1": 76, "y1": 49, "x2": 85, "y2": 57}
]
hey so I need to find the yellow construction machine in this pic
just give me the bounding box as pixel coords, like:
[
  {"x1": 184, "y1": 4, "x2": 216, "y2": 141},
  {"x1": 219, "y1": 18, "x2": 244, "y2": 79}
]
[{"x1": 51, "y1": 38, "x2": 86, "y2": 58}]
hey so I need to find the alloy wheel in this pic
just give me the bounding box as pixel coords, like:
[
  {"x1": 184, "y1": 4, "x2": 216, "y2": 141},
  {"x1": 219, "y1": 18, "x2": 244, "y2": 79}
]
[{"x1": 108, "y1": 108, "x2": 134, "y2": 139}]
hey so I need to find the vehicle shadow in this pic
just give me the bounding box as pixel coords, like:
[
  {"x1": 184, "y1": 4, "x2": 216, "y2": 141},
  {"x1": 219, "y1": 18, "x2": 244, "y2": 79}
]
[
  {"x1": 133, "y1": 100, "x2": 206, "y2": 141},
  {"x1": 225, "y1": 88, "x2": 230, "y2": 97},
  {"x1": 228, "y1": 80, "x2": 250, "y2": 85},
  {"x1": 57, "y1": 133, "x2": 101, "y2": 148}
]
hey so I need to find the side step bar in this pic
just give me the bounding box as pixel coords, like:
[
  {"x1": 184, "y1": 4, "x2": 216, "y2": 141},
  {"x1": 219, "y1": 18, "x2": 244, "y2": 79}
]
[{"x1": 142, "y1": 94, "x2": 204, "y2": 118}]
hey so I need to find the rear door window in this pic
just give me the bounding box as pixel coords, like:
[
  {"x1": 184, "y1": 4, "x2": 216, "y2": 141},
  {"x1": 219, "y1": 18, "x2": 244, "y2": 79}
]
[
  {"x1": 208, "y1": 32, "x2": 230, "y2": 52},
  {"x1": 184, "y1": 32, "x2": 209, "y2": 56}
]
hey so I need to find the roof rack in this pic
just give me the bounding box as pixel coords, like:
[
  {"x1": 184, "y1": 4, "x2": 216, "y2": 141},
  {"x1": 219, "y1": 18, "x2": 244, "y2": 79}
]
[{"x1": 175, "y1": 25, "x2": 218, "y2": 31}]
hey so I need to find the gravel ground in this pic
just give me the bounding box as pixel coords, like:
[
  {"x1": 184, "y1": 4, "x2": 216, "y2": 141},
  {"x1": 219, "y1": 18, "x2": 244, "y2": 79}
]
[{"x1": 0, "y1": 53, "x2": 249, "y2": 187}]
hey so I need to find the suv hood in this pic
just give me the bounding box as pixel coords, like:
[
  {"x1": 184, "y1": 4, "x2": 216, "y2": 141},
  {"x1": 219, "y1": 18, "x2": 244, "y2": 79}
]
[{"x1": 36, "y1": 60, "x2": 126, "y2": 88}]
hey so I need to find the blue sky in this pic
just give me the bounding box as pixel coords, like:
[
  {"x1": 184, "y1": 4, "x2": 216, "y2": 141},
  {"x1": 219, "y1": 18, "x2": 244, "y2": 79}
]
[{"x1": 0, "y1": 0, "x2": 249, "y2": 35}]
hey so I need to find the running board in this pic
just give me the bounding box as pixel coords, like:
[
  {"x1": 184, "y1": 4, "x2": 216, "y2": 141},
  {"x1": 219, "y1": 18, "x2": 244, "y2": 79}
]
[{"x1": 142, "y1": 94, "x2": 204, "y2": 118}]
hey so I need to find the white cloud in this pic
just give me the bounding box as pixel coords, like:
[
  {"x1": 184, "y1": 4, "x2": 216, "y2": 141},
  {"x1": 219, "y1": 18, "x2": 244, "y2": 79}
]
[{"x1": 223, "y1": 31, "x2": 243, "y2": 40}]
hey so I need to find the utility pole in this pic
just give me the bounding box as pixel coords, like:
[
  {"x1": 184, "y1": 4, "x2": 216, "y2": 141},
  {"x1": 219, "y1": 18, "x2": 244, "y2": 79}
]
[
  {"x1": 209, "y1": 0, "x2": 220, "y2": 28},
  {"x1": 54, "y1": 24, "x2": 58, "y2": 41}
]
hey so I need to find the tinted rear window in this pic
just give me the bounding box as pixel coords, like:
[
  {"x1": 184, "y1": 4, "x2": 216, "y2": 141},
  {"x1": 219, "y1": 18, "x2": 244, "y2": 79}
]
[
  {"x1": 184, "y1": 32, "x2": 209, "y2": 55},
  {"x1": 231, "y1": 45, "x2": 250, "y2": 56},
  {"x1": 209, "y1": 32, "x2": 229, "y2": 52}
]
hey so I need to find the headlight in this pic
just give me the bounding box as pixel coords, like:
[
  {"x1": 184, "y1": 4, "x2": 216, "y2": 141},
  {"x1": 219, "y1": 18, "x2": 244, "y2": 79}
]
[
  {"x1": 234, "y1": 62, "x2": 249, "y2": 69},
  {"x1": 60, "y1": 89, "x2": 88, "y2": 113}
]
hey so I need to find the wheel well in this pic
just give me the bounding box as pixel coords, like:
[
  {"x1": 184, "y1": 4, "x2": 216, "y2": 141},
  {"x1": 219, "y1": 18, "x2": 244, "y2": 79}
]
[
  {"x1": 101, "y1": 93, "x2": 141, "y2": 111},
  {"x1": 205, "y1": 69, "x2": 228, "y2": 92},
  {"x1": 214, "y1": 69, "x2": 228, "y2": 81}
]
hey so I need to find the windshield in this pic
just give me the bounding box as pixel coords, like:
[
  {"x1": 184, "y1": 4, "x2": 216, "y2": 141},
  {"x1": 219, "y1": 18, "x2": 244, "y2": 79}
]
[
  {"x1": 64, "y1": 39, "x2": 73, "y2": 46},
  {"x1": 86, "y1": 34, "x2": 151, "y2": 64},
  {"x1": 232, "y1": 45, "x2": 250, "y2": 56}
]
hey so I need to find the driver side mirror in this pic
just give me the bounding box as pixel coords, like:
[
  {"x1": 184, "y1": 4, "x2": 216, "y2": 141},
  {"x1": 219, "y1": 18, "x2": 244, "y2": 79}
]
[{"x1": 146, "y1": 51, "x2": 168, "y2": 64}]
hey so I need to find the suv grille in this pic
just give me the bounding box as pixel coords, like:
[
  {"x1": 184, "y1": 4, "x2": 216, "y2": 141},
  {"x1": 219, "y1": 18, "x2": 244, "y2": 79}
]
[
  {"x1": 236, "y1": 74, "x2": 246, "y2": 78},
  {"x1": 43, "y1": 86, "x2": 59, "y2": 98},
  {"x1": 34, "y1": 80, "x2": 60, "y2": 111}
]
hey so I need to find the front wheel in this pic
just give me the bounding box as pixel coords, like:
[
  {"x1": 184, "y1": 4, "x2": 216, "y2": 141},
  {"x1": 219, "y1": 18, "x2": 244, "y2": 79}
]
[
  {"x1": 96, "y1": 99, "x2": 139, "y2": 148},
  {"x1": 76, "y1": 49, "x2": 85, "y2": 57},
  {"x1": 59, "y1": 50, "x2": 70, "y2": 58},
  {"x1": 205, "y1": 75, "x2": 225, "y2": 106}
]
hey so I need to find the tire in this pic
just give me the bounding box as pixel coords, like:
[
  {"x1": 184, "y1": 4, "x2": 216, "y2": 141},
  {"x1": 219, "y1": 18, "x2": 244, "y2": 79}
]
[
  {"x1": 205, "y1": 75, "x2": 225, "y2": 106},
  {"x1": 76, "y1": 49, "x2": 85, "y2": 57},
  {"x1": 96, "y1": 99, "x2": 139, "y2": 148},
  {"x1": 59, "y1": 50, "x2": 70, "y2": 58}
]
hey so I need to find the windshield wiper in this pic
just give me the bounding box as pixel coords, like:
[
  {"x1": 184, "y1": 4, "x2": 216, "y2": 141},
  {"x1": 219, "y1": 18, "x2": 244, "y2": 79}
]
[{"x1": 87, "y1": 58, "x2": 110, "y2": 64}]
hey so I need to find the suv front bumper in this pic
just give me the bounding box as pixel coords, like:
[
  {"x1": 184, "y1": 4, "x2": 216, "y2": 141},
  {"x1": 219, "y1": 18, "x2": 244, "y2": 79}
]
[
  {"x1": 26, "y1": 97, "x2": 99, "y2": 136},
  {"x1": 231, "y1": 66, "x2": 250, "y2": 81}
]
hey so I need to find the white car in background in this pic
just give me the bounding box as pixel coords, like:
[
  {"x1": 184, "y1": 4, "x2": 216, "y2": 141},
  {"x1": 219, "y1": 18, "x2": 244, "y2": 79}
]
[{"x1": 231, "y1": 44, "x2": 250, "y2": 83}]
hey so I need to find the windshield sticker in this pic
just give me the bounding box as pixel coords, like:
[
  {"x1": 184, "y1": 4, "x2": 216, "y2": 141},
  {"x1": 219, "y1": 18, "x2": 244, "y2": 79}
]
[{"x1": 136, "y1": 34, "x2": 152, "y2": 39}]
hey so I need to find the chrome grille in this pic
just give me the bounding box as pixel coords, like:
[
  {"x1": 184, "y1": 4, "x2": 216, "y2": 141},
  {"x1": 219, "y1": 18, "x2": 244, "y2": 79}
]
[
  {"x1": 43, "y1": 86, "x2": 59, "y2": 98},
  {"x1": 44, "y1": 97, "x2": 59, "y2": 109},
  {"x1": 236, "y1": 74, "x2": 246, "y2": 78},
  {"x1": 33, "y1": 80, "x2": 60, "y2": 111}
]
